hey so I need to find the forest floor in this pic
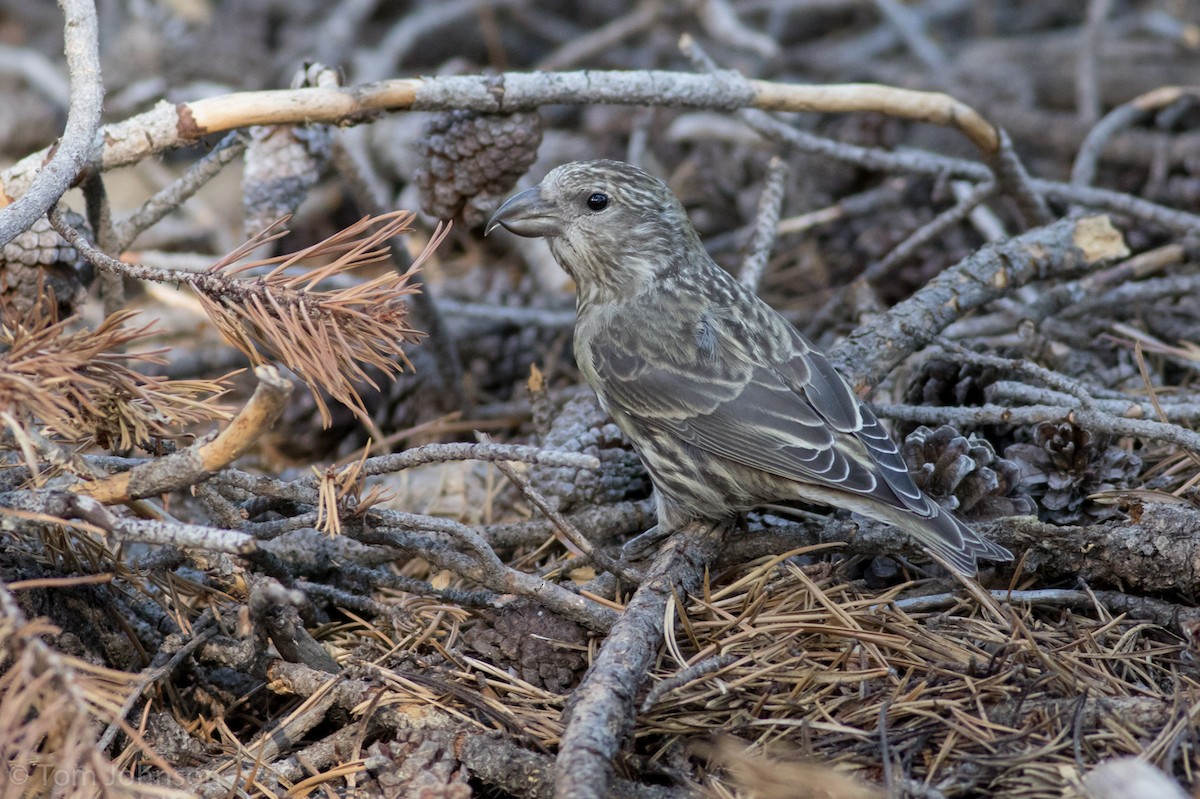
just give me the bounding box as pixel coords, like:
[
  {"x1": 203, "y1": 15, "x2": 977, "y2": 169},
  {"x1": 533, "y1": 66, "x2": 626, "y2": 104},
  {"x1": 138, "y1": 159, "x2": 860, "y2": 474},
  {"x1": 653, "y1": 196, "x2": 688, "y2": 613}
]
[{"x1": 2, "y1": 2, "x2": 1200, "y2": 798}]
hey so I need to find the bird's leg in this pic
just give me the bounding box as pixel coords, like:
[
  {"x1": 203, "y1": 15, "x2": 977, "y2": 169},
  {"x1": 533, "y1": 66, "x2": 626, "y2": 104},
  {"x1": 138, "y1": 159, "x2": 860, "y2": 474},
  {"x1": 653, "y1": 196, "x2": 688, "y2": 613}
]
[{"x1": 620, "y1": 523, "x2": 672, "y2": 560}]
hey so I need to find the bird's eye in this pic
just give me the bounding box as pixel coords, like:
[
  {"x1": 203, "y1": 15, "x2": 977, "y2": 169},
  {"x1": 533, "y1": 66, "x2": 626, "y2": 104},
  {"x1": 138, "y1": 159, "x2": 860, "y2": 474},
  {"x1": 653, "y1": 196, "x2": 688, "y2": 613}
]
[{"x1": 586, "y1": 192, "x2": 609, "y2": 212}]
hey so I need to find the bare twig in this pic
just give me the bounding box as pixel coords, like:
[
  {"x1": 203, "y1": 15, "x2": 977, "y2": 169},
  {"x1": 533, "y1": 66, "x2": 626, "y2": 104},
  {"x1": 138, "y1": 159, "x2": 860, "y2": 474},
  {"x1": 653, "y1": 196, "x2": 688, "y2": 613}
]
[
  {"x1": 0, "y1": 494, "x2": 256, "y2": 552},
  {"x1": 681, "y1": 34, "x2": 1050, "y2": 227},
  {"x1": 5, "y1": 67, "x2": 1195, "y2": 234},
  {"x1": 1072, "y1": 86, "x2": 1198, "y2": 188},
  {"x1": 477, "y1": 433, "x2": 641, "y2": 584},
  {"x1": 639, "y1": 652, "x2": 739, "y2": 712},
  {"x1": 536, "y1": 2, "x2": 664, "y2": 70},
  {"x1": 96, "y1": 620, "x2": 218, "y2": 750},
  {"x1": 115, "y1": 130, "x2": 248, "y2": 251},
  {"x1": 695, "y1": 0, "x2": 780, "y2": 59},
  {"x1": 866, "y1": 179, "x2": 997, "y2": 283},
  {"x1": 872, "y1": 401, "x2": 1200, "y2": 454},
  {"x1": 434, "y1": 298, "x2": 577, "y2": 328},
  {"x1": 829, "y1": 215, "x2": 1128, "y2": 391},
  {"x1": 0, "y1": 0, "x2": 103, "y2": 247},
  {"x1": 354, "y1": 441, "x2": 600, "y2": 478},
  {"x1": 554, "y1": 519, "x2": 731, "y2": 799},
  {"x1": 872, "y1": 0, "x2": 947, "y2": 71},
  {"x1": 80, "y1": 170, "x2": 123, "y2": 316},
  {"x1": 952, "y1": 180, "x2": 1008, "y2": 241},
  {"x1": 930, "y1": 337, "x2": 1098, "y2": 408},
  {"x1": 2, "y1": 69, "x2": 1000, "y2": 193},
  {"x1": 1076, "y1": 0, "x2": 1114, "y2": 127},
  {"x1": 353, "y1": 519, "x2": 619, "y2": 633},
  {"x1": 985, "y1": 381, "x2": 1200, "y2": 423},
  {"x1": 482, "y1": 497, "x2": 657, "y2": 550},
  {"x1": 739, "y1": 156, "x2": 788, "y2": 294}
]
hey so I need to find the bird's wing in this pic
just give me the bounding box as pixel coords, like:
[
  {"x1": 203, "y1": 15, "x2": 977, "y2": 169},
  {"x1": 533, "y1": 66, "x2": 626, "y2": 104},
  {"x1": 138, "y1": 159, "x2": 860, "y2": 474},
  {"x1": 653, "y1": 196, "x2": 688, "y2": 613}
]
[{"x1": 591, "y1": 313, "x2": 925, "y2": 511}]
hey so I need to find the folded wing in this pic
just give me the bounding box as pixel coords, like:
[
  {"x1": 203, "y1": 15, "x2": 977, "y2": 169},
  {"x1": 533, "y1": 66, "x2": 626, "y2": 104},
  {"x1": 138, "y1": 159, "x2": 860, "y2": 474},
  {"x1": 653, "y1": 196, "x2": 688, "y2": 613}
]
[{"x1": 591, "y1": 310, "x2": 1010, "y2": 573}]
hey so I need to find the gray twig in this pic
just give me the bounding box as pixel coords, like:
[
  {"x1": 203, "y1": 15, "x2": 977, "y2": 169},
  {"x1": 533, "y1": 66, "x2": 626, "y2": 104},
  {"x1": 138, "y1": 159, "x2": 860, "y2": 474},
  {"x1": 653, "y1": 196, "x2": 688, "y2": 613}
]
[
  {"x1": 355, "y1": 441, "x2": 600, "y2": 478},
  {"x1": 435, "y1": 298, "x2": 576, "y2": 328},
  {"x1": 477, "y1": 433, "x2": 642, "y2": 584},
  {"x1": 536, "y1": 2, "x2": 663, "y2": 70},
  {"x1": 866, "y1": 179, "x2": 997, "y2": 284},
  {"x1": 1076, "y1": 0, "x2": 1114, "y2": 127},
  {"x1": 872, "y1": 402, "x2": 1200, "y2": 454},
  {"x1": 115, "y1": 131, "x2": 248, "y2": 251},
  {"x1": 640, "y1": 653, "x2": 739, "y2": 713},
  {"x1": 0, "y1": 0, "x2": 103, "y2": 248},
  {"x1": 873, "y1": 0, "x2": 947, "y2": 71},
  {"x1": 554, "y1": 519, "x2": 731, "y2": 799},
  {"x1": 739, "y1": 156, "x2": 788, "y2": 294},
  {"x1": 830, "y1": 216, "x2": 1128, "y2": 392}
]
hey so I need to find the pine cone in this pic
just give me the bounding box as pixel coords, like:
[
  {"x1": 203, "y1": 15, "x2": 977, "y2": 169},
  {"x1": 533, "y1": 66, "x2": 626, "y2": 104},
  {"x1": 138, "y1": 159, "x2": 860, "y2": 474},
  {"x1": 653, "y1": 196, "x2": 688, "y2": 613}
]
[
  {"x1": 242, "y1": 64, "x2": 336, "y2": 237},
  {"x1": 530, "y1": 394, "x2": 650, "y2": 514},
  {"x1": 904, "y1": 355, "x2": 1000, "y2": 408},
  {"x1": 0, "y1": 211, "x2": 90, "y2": 318},
  {"x1": 462, "y1": 600, "x2": 588, "y2": 692},
  {"x1": 414, "y1": 110, "x2": 543, "y2": 226},
  {"x1": 902, "y1": 425, "x2": 1035, "y2": 520},
  {"x1": 1004, "y1": 422, "x2": 1142, "y2": 524}
]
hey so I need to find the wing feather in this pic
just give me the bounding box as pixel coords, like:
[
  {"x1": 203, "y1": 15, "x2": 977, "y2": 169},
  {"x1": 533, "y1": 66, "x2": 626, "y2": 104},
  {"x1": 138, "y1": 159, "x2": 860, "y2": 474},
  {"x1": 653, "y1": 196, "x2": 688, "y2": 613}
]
[{"x1": 590, "y1": 308, "x2": 923, "y2": 512}]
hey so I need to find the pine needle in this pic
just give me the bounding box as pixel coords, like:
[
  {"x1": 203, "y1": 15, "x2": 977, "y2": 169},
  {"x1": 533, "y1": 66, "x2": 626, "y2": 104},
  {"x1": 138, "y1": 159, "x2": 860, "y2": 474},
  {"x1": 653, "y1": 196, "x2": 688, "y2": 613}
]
[{"x1": 194, "y1": 212, "x2": 450, "y2": 426}]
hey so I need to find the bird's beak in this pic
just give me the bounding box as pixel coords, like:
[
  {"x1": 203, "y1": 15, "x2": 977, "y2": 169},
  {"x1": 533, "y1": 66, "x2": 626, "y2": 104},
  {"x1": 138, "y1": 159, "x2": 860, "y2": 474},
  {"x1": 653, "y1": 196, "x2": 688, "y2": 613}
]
[{"x1": 485, "y1": 187, "x2": 563, "y2": 238}]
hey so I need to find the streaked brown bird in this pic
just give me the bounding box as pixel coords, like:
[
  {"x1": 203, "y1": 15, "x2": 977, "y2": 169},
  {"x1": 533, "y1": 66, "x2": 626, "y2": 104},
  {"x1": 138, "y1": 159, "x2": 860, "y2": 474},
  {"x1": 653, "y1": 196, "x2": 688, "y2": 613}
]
[{"x1": 487, "y1": 160, "x2": 1011, "y2": 575}]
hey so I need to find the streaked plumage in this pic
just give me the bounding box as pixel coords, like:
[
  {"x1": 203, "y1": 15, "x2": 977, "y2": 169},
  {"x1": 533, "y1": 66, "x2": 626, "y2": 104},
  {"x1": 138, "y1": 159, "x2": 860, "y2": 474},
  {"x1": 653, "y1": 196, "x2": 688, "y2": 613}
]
[{"x1": 487, "y1": 160, "x2": 1011, "y2": 575}]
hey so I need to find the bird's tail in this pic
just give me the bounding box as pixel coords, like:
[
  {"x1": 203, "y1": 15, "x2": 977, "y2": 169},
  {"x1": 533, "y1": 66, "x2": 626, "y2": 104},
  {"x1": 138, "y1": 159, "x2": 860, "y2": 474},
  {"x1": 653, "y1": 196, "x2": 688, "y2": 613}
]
[{"x1": 871, "y1": 501, "x2": 1012, "y2": 576}]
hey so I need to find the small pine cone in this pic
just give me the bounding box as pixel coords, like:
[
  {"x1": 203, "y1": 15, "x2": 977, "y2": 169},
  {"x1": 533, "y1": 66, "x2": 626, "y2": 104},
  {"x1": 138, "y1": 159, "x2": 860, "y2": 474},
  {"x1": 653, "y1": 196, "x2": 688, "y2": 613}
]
[
  {"x1": 530, "y1": 394, "x2": 650, "y2": 514},
  {"x1": 902, "y1": 425, "x2": 1036, "y2": 520},
  {"x1": 414, "y1": 110, "x2": 543, "y2": 226},
  {"x1": 904, "y1": 355, "x2": 1000, "y2": 408},
  {"x1": 0, "y1": 211, "x2": 90, "y2": 318},
  {"x1": 364, "y1": 735, "x2": 471, "y2": 799},
  {"x1": 462, "y1": 320, "x2": 563, "y2": 400},
  {"x1": 462, "y1": 600, "x2": 588, "y2": 692},
  {"x1": 242, "y1": 65, "x2": 336, "y2": 236},
  {"x1": 1004, "y1": 422, "x2": 1142, "y2": 524}
]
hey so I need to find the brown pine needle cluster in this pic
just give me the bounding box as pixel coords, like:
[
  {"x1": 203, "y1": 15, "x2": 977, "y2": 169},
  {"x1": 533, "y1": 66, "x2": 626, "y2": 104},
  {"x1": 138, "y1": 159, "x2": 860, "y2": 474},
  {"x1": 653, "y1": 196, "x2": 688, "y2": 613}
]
[
  {"x1": 0, "y1": 295, "x2": 233, "y2": 454},
  {"x1": 313, "y1": 445, "x2": 389, "y2": 536},
  {"x1": 195, "y1": 211, "x2": 449, "y2": 426}
]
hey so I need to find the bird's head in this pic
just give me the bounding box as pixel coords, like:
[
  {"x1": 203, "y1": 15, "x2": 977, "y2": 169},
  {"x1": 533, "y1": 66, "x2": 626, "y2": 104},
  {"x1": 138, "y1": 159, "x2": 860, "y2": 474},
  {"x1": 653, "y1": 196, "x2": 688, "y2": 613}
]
[{"x1": 487, "y1": 160, "x2": 702, "y2": 301}]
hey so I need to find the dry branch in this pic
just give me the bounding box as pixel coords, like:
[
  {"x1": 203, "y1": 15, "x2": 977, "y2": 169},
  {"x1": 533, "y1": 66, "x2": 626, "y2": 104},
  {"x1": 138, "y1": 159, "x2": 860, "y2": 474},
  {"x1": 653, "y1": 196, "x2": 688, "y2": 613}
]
[
  {"x1": 72, "y1": 365, "x2": 292, "y2": 504},
  {"x1": 0, "y1": 0, "x2": 102, "y2": 247},
  {"x1": 554, "y1": 520, "x2": 730, "y2": 799},
  {"x1": 0, "y1": 296, "x2": 233, "y2": 454},
  {"x1": 3, "y1": 70, "x2": 1010, "y2": 198},
  {"x1": 51, "y1": 209, "x2": 442, "y2": 426},
  {"x1": 829, "y1": 215, "x2": 1129, "y2": 391}
]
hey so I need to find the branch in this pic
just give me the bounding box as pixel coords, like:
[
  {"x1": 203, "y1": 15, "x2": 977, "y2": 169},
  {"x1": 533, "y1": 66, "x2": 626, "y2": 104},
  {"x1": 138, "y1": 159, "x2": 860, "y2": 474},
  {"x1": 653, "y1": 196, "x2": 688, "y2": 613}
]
[
  {"x1": 0, "y1": 0, "x2": 103, "y2": 247},
  {"x1": 729, "y1": 500, "x2": 1200, "y2": 595},
  {"x1": 51, "y1": 208, "x2": 442, "y2": 427},
  {"x1": 1072, "y1": 86, "x2": 1199, "y2": 188},
  {"x1": 738, "y1": 156, "x2": 787, "y2": 293},
  {"x1": 872, "y1": 401, "x2": 1200, "y2": 454},
  {"x1": 72, "y1": 366, "x2": 292, "y2": 504},
  {"x1": 828, "y1": 215, "x2": 1129, "y2": 391},
  {"x1": 3, "y1": 70, "x2": 1009, "y2": 198},
  {"x1": 554, "y1": 519, "x2": 730, "y2": 799}
]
